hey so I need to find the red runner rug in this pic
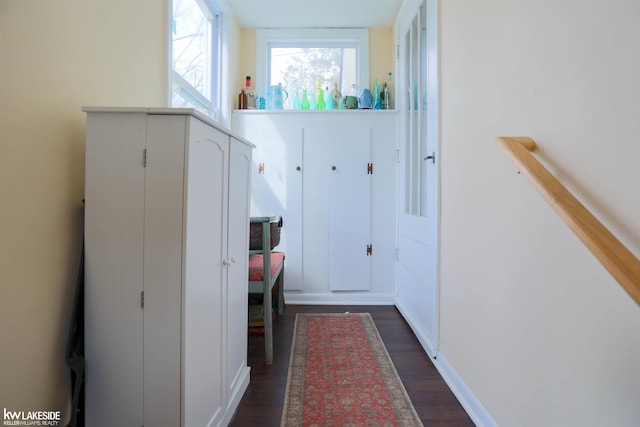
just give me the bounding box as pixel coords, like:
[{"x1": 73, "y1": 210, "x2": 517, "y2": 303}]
[{"x1": 281, "y1": 313, "x2": 424, "y2": 426}]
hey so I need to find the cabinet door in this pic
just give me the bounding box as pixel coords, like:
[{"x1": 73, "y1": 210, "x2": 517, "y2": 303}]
[
  {"x1": 143, "y1": 114, "x2": 187, "y2": 426},
  {"x1": 328, "y1": 127, "x2": 372, "y2": 291},
  {"x1": 182, "y1": 117, "x2": 228, "y2": 427},
  {"x1": 226, "y1": 137, "x2": 252, "y2": 405}
]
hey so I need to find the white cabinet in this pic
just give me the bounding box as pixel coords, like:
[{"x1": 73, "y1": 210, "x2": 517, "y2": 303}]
[
  {"x1": 84, "y1": 107, "x2": 253, "y2": 427},
  {"x1": 232, "y1": 111, "x2": 397, "y2": 303}
]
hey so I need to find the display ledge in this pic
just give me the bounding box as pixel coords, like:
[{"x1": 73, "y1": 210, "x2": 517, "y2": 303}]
[{"x1": 233, "y1": 109, "x2": 398, "y2": 114}]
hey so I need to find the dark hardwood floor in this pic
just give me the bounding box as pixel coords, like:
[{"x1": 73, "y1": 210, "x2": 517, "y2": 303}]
[{"x1": 229, "y1": 305, "x2": 475, "y2": 426}]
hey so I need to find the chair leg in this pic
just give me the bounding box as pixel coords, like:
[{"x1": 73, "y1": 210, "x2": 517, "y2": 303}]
[
  {"x1": 277, "y1": 271, "x2": 285, "y2": 315},
  {"x1": 264, "y1": 280, "x2": 273, "y2": 365}
]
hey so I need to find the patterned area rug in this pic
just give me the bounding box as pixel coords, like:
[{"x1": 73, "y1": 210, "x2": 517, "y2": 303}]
[{"x1": 281, "y1": 313, "x2": 424, "y2": 426}]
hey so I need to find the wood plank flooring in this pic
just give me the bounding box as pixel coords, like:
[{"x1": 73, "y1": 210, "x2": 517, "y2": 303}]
[{"x1": 229, "y1": 305, "x2": 474, "y2": 426}]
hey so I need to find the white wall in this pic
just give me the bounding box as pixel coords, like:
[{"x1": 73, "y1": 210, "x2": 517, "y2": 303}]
[
  {"x1": 0, "y1": 0, "x2": 167, "y2": 421},
  {"x1": 438, "y1": 0, "x2": 640, "y2": 425}
]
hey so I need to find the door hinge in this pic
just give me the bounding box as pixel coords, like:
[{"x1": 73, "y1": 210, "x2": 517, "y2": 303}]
[
  {"x1": 366, "y1": 244, "x2": 373, "y2": 256},
  {"x1": 396, "y1": 149, "x2": 401, "y2": 163},
  {"x1": 395, "y1": 248, "x2": 399, "y2": 262},
  {"x1": 258, "y1": 162, "x2": 265, "y2": 174},
  {"x1": 396, "y1": 45, "x2": 400, "y2": 59},
  {"x1": 140, "y1": 291, "x2": 144, "y2": 309},
  {"x1": 367, "y1": 163, "x2": 373, "y2": 174},
  {"x1": 143, "y1": 149, "x2": 147, "y2": 167}
]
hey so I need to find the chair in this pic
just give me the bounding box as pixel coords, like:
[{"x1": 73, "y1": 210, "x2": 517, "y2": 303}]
[{"x1": 248, "y1": 216, "x2": 285, "y2": 365}]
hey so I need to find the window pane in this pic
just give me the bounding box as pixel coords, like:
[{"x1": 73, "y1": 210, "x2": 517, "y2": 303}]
[
  {"x1": 172, "y1": 0, "x2": 211, "y2": 101},
  {"x1": 269, "y1": 46, "x2": 357, "y2": 109}
]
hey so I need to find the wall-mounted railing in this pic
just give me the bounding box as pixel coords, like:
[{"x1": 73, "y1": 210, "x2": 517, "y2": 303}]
[{"x1": 496, "y1": 136, "x2": 640, "y2": 306}]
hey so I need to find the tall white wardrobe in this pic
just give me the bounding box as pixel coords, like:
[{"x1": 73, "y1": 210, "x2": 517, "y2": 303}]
[{"x1": 83, "y1": 107, "x2": 253, "y2": 427}]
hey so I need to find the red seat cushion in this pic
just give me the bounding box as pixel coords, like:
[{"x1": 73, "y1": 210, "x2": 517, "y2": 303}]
[{"x1": 248, "y1": 252, "x2": 285, "y2": 281}]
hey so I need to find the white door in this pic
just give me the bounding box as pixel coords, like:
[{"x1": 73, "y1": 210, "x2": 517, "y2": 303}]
[
  {"x1": 328, "y1": 127, "x2": 372, "y2": 291},
  {"x1": 396, "y1": 0, "x2": 440, "y2": 356},
  {"x1": 242, "y1": 118, "x2": 304, "y2": 291}
]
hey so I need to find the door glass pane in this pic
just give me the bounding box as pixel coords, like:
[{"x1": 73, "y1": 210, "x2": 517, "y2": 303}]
[
  {"x1": 403, "y1": 5, "x2": 429, "y2": 218},
  {"x1": 420, "y1": 0, "x2": 428, "y2": 216},
  {"x1": 404, "y1": 28, "x2": 412, "y2": 214},
  {"x1": 411, "y1": 14, "x2": 420, "y2": 216}
]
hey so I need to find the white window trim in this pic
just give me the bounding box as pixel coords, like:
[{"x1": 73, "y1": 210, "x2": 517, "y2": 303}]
[
  {"x1": 167, "y1": 0, "x2": 232, "y2": 127},
  {"x1": 217, "y1": 0, "x2": 232, "y2": 126},
  {"x1": 256, "y1": 28, "x2": 369, "y2": 97}
]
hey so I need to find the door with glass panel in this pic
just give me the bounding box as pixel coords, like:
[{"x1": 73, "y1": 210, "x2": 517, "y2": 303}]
[{"x1": 396, "y1": 0, "x2": 439, "y2": 356}]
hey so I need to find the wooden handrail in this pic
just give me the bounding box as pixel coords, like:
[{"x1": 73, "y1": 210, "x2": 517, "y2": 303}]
[{"x1": 496, "y1": 136, "x2": 640, "y2": 306}]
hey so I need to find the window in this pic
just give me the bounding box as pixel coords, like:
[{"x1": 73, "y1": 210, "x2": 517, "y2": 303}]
[
  {"x1": 257, "y1": 29, "x2": 369, "y2": 109},
  {"x1": 171, "y1": 0, "x2": 227, "y2": 122}
]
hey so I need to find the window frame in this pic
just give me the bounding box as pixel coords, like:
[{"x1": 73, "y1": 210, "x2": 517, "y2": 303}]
[
  {"x1": 168, "y1": 0, "x2": 231, "y2": 126},
  {"x1": 256, "y1": 28, "x2": 369, "y2": 99}
]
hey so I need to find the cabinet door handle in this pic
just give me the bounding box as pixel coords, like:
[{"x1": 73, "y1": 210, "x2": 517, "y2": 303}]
[
  {"x1": 296, "y1": 166, "x2": 301, "y2": 171},
  {"x1": 424, "y1": 152, "x2": 436, "y2": 164},
  {"x1": 331, "y1": 165, "x2": 337, "y2": 171}
]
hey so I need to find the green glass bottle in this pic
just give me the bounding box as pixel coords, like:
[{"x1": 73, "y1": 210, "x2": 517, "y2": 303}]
[
  {"x1": 301, "y1": 88, "x2": 310, "y2": 110},
  {"x1": 316, "y1": 78, "x2": 325, "y2": 110}
]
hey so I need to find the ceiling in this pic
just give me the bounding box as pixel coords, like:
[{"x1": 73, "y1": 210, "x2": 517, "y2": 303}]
[{"x1": 227, "y1": 0, "x2": 404, "y2": 28}]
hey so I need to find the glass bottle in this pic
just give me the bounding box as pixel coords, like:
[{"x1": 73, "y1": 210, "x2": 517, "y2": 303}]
[
  {"x1": 238, "y1": 88, "x2": 247, "y2": 109},
  {"x1": 381, "y1": 83, "x2": 389, "y2": 109},
  {"x1": 325, "y1": 87, "x2": 333, "y2": 110},
  {"x1": 373, "y1": 79, "x2": 382, "y2": 109},
  {"x1": 333, "y1": 81, "x2": 342, "y2": 109},
  {"x1": 381, "y1": 72, "x2": 393, "y2": 109},
  {"x1": 293, "y1": 89, "x2": 301, "y2": 110},
  {"x1": 309, "y1": 89, "x2": 316, "y2": 110},
  {"x1": 301, "y1": 88, "x2": 310, "y2": 110},
  {"x1": 244, "y1": 75, "x2": 256, "y2": 109},
  {"x1": 315, "y1": 78, "x2": 325, "y2": 110}
]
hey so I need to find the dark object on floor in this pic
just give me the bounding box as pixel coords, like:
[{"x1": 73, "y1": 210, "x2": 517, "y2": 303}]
[{"x1": 65, "y1": 241, "x2": 85, "y2": 427}]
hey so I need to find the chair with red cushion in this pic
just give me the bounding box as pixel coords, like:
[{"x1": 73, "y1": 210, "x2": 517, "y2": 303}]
[{"x1": 248, "y1": 217, "x2": 285, "y2": 365}]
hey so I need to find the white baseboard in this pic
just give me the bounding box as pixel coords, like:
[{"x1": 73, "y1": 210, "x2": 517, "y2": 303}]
[
  {"x1": 284, "y1": 292, "x2": 395, "y2": 306},
  {"x1": 432, "y1": 353, "x2": 497, "y2": 427},
  {"x1": 394, "y1": 298, "x2": 438, "y2": 357},
  {"x1": 394, "y1": 301, "x2": 497, "y2": 427}
]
